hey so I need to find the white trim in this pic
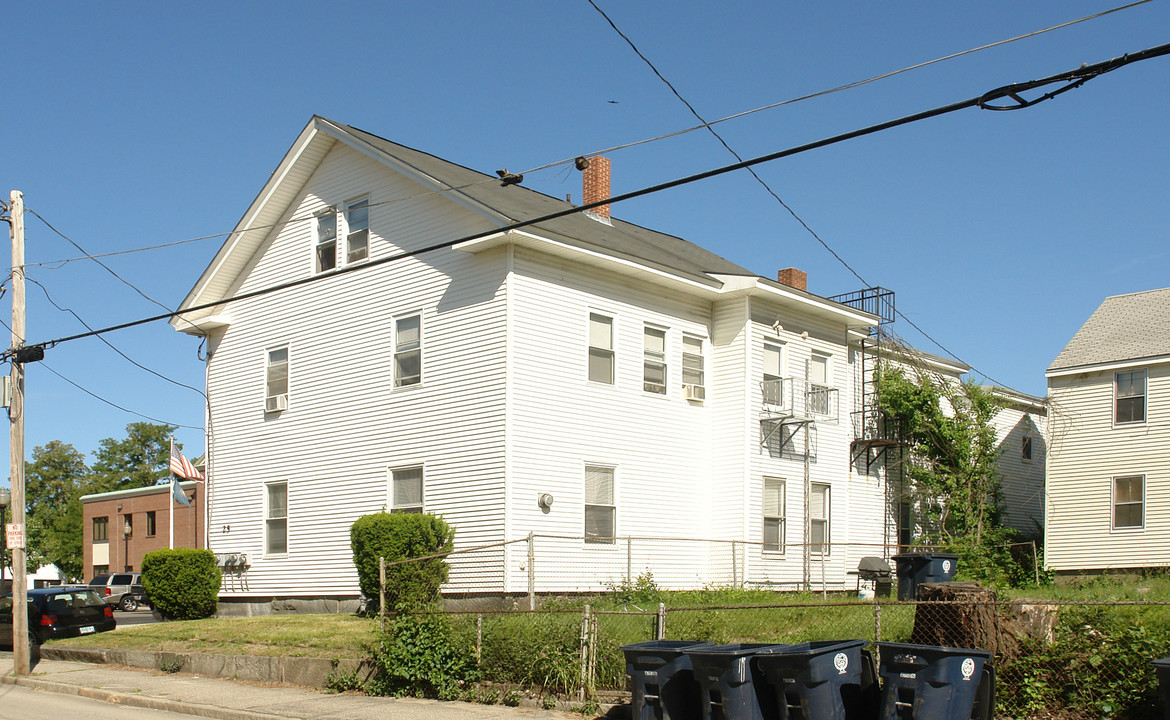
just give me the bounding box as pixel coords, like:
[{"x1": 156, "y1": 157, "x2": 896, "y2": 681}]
[
  {"x1": 263, "y1": 480, "x2": 289, "y2": 558},
  {"x1": 1112, "y1": 368, "x2": 1148, "y2": 428},
  {"x1": 1046, "y1": 354, "x2": 1170, "y2": 378}
]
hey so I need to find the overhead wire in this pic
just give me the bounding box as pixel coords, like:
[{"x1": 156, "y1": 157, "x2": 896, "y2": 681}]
[
  {"x1": 18, "y1": 40, "x2": 1170, "y2": 356},
  {"x1": 27, "y1": 276, "x2": 206, "y2": 398},
  {"x1": 20, "y1": 1, "x2": 1150, "y2": 274},
  {"x1": 586, "y1": 0, "x2": 1138, "y2": 389}
]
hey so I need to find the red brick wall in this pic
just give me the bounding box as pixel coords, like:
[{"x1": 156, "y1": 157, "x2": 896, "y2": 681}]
[
  {"x1": 582, "y1": 156, "x2": 611, "y2": 220},
  {"x1": 777, "y1": 267, "x2": 808, "y2": 292},
  {"x1": 82, "y1": 485, "x2": 204, "y2": 582}
]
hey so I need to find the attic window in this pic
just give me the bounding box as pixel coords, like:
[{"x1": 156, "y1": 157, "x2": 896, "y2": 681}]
[
  {"x1": 346, "y1": 197, "x2": 370, "y2": 263},
  {"x1": 315, "y1": 212, "x2": 337, "y2": 273}
]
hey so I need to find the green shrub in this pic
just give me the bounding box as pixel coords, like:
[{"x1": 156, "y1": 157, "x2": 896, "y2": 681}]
[
  {"x1": 141, "y1": 548, "x2": 221, "y2": 620},
  {"x1": 350, "y1": 512, "x2": 454, "y2": 610},
  {"x1": 366, "y1": 613, "x2": 479, "y2": 698}
]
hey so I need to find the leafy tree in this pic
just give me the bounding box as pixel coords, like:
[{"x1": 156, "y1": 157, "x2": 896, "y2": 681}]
[
  {"x1": 89, "y1": 422, "x2": 177, "y2": 491},
  {"x1": 24, "y1": 441, "x2": 89, "y2": 579},
  {"x1": 876, "y1": 363, "x2": 1018, "y2": 584}
]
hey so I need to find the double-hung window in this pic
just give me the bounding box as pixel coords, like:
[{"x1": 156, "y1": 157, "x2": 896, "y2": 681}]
[
  {"x1": 1115, "y1": 370, "x2": 1146, "y2": 425},
  {"x1": 394, "y1": 315, "x2": 421, "y2": 387},
  {"x1": 391, "y1": 467, "x2": 424, "y2": 513},
  {"x1": 810, "y1": 483, "x2": 830, "y2": 555},
  {"x1": 585, "y1": 466, "x2": 616, "y2": 543},
  {"x1": 589, "y1": 314, "x2": 614, "y2": 384},
  {"x1": 345, "y1": 197, "x2": 370, "y2": 263},
  {"x1": 763, "y1": 477, "x2": 785, "y2": 552},
  {"x1": 643, "y1": 326, "x2": 667, "y2": 394},
  {"x1": 266, "y1": 346, "x2": 289, "y2": 413},
  {"x1": 682, "y1": 334, "x2": 704, "y2": 397},
  {"x1": 1113, "y1": 475, "x2": 1144, "y2": 529},
  {"x1": 265, "y1": 482, "x2": 288, "y2": 555},
  {"x1": 315, "y1": 211, "x2": 337, "y2": 273},
  {"x1": 808, "y1": 354, "x2": 830, "y2": 415},
  {"x1": 763, "y1": 343, "x2": 783, "y2": 405}
]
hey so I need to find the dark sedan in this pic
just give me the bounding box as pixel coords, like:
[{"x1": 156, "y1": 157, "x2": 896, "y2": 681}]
[{"x1": 1, "y1": 587, "x2": 116, "y2": 646}]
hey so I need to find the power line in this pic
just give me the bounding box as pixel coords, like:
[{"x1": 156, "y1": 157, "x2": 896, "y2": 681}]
[
  {"x1": 27, "y1": 276, "x2": 206, "y2": 398},
  {"x1": 21, "y1": 40, "x2": 1170, "y2": 354},
  {"x1": 587, "y1": 0, "x2": 1008, "y2": 386},
  {"x1": 20, "y1": 3, "x2": 1150, "y2": 275}
]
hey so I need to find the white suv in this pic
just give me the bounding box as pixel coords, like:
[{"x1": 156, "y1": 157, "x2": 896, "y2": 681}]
[{"x1": 88, "y1": 572, "x2": 144, "y2": 611}]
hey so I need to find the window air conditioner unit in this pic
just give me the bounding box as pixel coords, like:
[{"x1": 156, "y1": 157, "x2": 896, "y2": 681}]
[
  {"x1": 266, "y1": 394, "x2": 288, "y2": 412},
  {"x1": 683, "y1": 384, "x2": 706, "y2": 401}
]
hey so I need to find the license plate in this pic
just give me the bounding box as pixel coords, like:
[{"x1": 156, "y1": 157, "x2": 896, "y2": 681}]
[{"x1": 80, "y1": 626, "x2": 95, "y2": 634}]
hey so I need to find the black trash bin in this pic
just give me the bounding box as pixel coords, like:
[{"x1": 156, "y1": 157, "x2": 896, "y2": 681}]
[
  {"x1": 753, "y1": 639, "x2": 880, "y2": 720},
  {"x1": 621, "y1": 640, "x2": 714, "y2": 720},
  {"x1": 1150, "y1": 657, "x2": 1170, "y2": 720},
  {"x1": 684, "y1": 643, "x2": 784, "y2": 720},
  {"x1": 892, "y1": 553, "x2": 959, "y2": 601},
  {"x1": 876, "y1": 642, "x2": 993, "y2": 720}
]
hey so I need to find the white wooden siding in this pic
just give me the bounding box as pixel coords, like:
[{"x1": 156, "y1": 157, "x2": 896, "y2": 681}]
[
  {"x1": 993, "y1": 405, "x2": 1046, "y2": 535},
  {"x1": 1046, "y1": 363, "x2": 1170, "y2": 571},
  {"x1": 207, "y1": 143, "x2": 509, "y2": 596}
]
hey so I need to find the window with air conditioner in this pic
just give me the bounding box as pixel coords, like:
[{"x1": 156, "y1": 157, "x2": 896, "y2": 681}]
[
  {"x1": 763, "y1": 343, "x2": 783, "y2": 405},
  {"x1": 643, "y1": 326, "x2": 667, "y2": 394},
  {"x1": 763, "y1": 477, "x2": 785, "y2": 552},
  {"x1": 682, "y1": 334, "x2": 704, "y2": 399},
  {"x1": 265, "y1": 482, "x2": 288, "y2": 556},
  {"x1": 391, "y1": 467, "x2": 424, "y2": 513},
  {"x1": 266, "y1": 346, "x2": 289, "y2": 412},
  {"x1": 394, "y1": 315, "x2": 421, "y2": 387},
  {"x1": 585, "y1": 465, "x2": 616, "y2": 544},
  {"x1": 345, "y1": 197, "x2": 370, "y2": 263},
  {"x1": 810, "y1": 483, "x2": 830, "y2": 555},
  {"x1": 1114, "y1": 370, "x2": 1146, "y2": 425}
]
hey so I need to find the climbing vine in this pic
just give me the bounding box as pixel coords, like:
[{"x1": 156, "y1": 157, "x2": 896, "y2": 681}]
[{"x1": 876, "y1": 363, "x2": 1023, "y2": 585}]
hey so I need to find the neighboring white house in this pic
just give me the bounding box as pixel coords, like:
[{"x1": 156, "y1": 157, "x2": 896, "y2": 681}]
[
  {"x1": 170, "y1": 117, "x2": 1039, "y2": 608},
  {"x1": 1045, "y1": 287, "x2": 1170, "y2": 574}
]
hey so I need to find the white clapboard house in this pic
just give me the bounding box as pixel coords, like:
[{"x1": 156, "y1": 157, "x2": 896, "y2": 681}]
[{"x1": 171, "y1": 117, "x2": 1031, "y2": 608}]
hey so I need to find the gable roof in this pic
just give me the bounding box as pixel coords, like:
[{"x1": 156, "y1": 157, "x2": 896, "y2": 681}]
[
  {"x1": 1048, "y1": 286, "x2": 1170, "y2": 373},
  {"x1": 172, "y1": 116, "x2": 875, "y2": 333}
]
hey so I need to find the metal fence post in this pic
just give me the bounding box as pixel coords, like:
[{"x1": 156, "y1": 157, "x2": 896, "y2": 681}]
[
  {"x1": 732, "y1": 540, "x2": 738, "y2": 587},
  {"x1": 656, "y1": 602, "x2": 666, "y2": 641},
  {"x1": 379, "y1": 556, "x2": 386, "y2": 630},
  {"x1": 527, "y1": 532, "x2": 536, "y2": 611},
  {"x1": 627, "y1": 536, "x2": 633, "y2": 585},
  {"x1": 579, "y1": 604, "x2": 591, "y2": 703},
  {"x1": 476, "y1": 613, "x2": 483, "y2": 664}
]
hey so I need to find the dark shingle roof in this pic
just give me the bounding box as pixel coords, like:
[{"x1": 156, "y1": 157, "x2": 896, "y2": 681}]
[
  {"x1": 1049, "y1": 287, "x2": 1170, "y2": 371},
  {"x1": 340, "y1": 122, "x2": 755, "y2": 282}
]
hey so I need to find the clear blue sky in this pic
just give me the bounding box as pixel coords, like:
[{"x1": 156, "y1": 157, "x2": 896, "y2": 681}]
[{"x1": 2, "y1": 1, "x2": 1168, "y2": 471}]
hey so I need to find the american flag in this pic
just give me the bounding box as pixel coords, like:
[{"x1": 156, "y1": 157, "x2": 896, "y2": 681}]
[{"x1": 170, "y1": 440, "x2": 204, "y2": 481}]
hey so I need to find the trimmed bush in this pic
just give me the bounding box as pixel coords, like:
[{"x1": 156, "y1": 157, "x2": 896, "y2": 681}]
[
  {"x1": 141, "y1": 548, "x2": 221, "y2": 620},
  {"x1": 350, "y1": 512, "x2": 454, "y2": 610}
]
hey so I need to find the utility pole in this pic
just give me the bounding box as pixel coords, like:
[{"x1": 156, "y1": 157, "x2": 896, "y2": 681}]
[{"x1": 8, "y1": 189, "x2": 30, "y2": 675}]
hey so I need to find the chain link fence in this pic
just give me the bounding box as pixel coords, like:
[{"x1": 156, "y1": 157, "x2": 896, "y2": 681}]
[{"x1": 400, "y1": 596, "x2": 1170, "y2": 719}]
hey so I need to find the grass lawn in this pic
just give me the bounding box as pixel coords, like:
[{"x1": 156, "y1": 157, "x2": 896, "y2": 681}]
[{"x1": 50, "y1": 614, "x2": 378, "y2": 658}]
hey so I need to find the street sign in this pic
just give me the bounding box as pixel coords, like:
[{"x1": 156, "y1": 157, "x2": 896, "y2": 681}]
[{"x1": 6, "y1": 522, "x2": 24, "y2": 549}]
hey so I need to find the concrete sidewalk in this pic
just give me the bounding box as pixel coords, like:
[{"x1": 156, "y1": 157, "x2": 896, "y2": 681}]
[{"x1": 0, "y1": 653, "x2": 582, "y2": 720}]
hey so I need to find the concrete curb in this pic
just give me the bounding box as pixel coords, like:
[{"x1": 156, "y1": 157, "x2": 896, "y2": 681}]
[
  {"x1": 41, "y1": 646, "x2": 370, "y2": 688},
  {"x1": 0, "y1": 672, "x2": 293, "y2": 720}
]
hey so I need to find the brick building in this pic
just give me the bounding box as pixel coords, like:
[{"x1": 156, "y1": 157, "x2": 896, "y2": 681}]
[{"x1": 80, "y1": 481, "x2": 203, "y2": 580}]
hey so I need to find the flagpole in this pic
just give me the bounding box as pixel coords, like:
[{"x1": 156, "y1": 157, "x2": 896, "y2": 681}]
[{"x1": 169, "y1": 439, "x2": 175, "y2": 550}]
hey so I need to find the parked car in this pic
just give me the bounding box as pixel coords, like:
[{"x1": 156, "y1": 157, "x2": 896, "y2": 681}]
[
  {"x1": 88, "y1": 572, "x2": 145, "y2": 611},
  {"x1": 0, "y1": 587, "x2": 116, "y2": 646}
]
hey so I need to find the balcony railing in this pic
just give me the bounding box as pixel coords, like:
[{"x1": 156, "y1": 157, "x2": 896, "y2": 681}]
[{"x1": 761, "y1": 377, "x2": 839, "y2": 422}]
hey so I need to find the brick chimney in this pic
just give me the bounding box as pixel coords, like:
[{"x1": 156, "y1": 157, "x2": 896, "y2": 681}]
[
  {"x1": 582, "y1": 156, "x2": 611, "y2": 220},
  {"x1": 777, "y1": 267, "x2": 807, "y2": 291}
]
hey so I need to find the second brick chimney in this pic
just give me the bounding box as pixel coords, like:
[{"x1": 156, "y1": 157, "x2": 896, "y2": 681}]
[
  {"x1": 582, "y1": 156, "x2": 611, "y2": 221},
  {"x1": 777, "y1": 267, "x2": 807, "y2": 292}
]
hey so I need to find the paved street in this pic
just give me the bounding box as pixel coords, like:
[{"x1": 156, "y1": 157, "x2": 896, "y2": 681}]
[
  {"x1": 113, "y1": 607, "x2": 161, "y2": 629},
  {"x1": 0, "y1": 683, "x2": 197, "y2": 719},
  {"x1": 0, "y1": 652, "x2": 580, "y2": 720}
]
